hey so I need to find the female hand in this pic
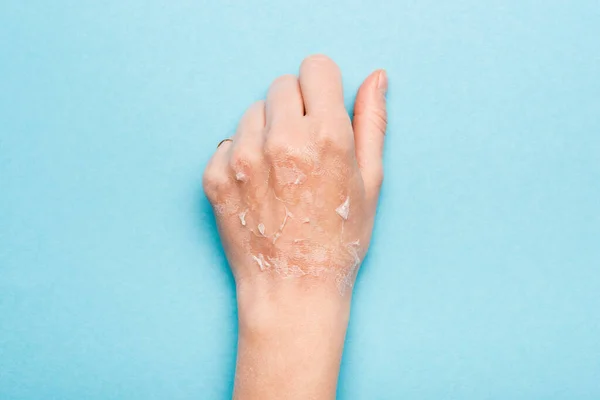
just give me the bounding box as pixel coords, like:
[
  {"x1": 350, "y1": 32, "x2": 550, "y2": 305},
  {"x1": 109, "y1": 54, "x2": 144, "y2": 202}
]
[{"x1": 203, "y1": 54, "x2": 388, "y2": 399}]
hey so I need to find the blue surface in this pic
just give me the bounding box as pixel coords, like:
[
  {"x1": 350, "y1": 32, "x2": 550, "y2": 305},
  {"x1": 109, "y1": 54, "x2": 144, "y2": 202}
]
[{"x1": 1, "y1": 1, "x2": 599, "y2": 398}]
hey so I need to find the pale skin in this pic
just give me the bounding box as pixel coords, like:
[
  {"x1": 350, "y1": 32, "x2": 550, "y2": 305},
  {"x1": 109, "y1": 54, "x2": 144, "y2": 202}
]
[{"x1": 203, "y1": 54, "x2": 388, "y2": 399}]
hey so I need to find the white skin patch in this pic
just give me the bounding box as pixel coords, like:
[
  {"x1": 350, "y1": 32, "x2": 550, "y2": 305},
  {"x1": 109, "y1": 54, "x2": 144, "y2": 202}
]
[
  {"x1": 257, "y1": 223, "x2": 266, "y2": 236},
  {"x1": 213, "y1": 200, "x2": 238, "y2": 216},
  {"x1": 238, "y1": 209, "x2": 247, "y2": 226},
  {"x1": 275, "y1": 164, "x2": 307, "y2": 186},
  {"x1": 213, "y1": 204, "x2": 226, "y2": 216},
  {"x1": 335, "y1": 196, "x2": 350, "y2": 220},
  {"x1": 235, "y1": 172, "x2": 248, "y2": 182},
  {"x1": 272, "y1": 232, "x2": 281, "y2": 244},
  {"x1": 336, "y1": 240, "x2": 362, "y2": 295},
  {"x1": 272, "y1": 207, "x2": 294, "y2": 244},
  {"x1": 252, "y1": 255, "x2": 263, "y2": 270},
  {"x1": 252, "y1": 253, "x2": 270, "y2": 271}
]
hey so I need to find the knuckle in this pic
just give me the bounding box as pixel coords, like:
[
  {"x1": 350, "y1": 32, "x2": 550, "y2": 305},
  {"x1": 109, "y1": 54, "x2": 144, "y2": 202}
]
[
  {"x1": 311, "y1": 118, "x2": 353, "y2": 154},
  {"x1": 313, "y1": 133, "x2": 335, "y2": 150},
  {"x1": 264, "y1": 135, "x2": 291, "y2": 158},
  {"x1": 202, "y1": 168, "x2": 231, "y2": 201},
  {"x1": 315, "y1": 135, "x2": 351, "y2": 157},
  {"x1": 229, "y1": 148, "x2": 261, "y2": 171}
]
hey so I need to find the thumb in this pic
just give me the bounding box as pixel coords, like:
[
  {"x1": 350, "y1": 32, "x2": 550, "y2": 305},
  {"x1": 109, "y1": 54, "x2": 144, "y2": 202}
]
[{"x1": 353, "y1": 69, "x2": 388, "y2": 207}]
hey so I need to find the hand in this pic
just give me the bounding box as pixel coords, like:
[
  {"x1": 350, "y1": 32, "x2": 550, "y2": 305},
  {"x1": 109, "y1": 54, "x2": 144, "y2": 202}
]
[
  {"x1": 204, "y1": 55, "x2": 387, "y2": 295},
  {"x1": 203, "y1": 54, "x2": 388, "y2": 399}
]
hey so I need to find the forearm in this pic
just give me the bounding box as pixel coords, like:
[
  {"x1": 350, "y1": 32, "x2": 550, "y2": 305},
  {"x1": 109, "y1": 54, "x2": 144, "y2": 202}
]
[{"x1": 233, "y1": 278, "x2": 351, "y2": 399}]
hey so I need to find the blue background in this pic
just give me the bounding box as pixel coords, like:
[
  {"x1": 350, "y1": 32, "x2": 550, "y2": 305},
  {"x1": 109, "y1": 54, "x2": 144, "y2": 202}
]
[{"x1": 1, "y1": 0, "x2": 599, "y2": 398}]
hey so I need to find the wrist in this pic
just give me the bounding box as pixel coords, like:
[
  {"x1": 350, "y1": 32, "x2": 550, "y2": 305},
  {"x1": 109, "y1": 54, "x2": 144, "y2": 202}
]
[
  {"x1": 235, "y1": 274, "x2": 352, "y2": 336},
  {"x1": 233, "y1": 276, "x2": 351, "y2": 400}
]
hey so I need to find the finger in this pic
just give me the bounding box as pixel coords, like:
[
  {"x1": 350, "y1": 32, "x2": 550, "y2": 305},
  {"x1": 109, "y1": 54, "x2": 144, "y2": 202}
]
[
  {"x1": 212, "y1": 139, "x2": 234, "y2": 170},
  {"x1": 234, "y1": 100, "x2": 266, "y2": 138},
  {"x1": 266, "y1": 75, "x2": 304, "y2": 124},
  {"x1": 203, "y1": 138, "x2": 233, "y2": 204},
  {"x1": 230, "y1": 100, "x2": 267, "y2": 181},
  {"x1": 299, "y1": 54, "x2": 345, "y2": 117},
  {"x1": 353, "y1": 69, "x2": 388, "y2": 207}
]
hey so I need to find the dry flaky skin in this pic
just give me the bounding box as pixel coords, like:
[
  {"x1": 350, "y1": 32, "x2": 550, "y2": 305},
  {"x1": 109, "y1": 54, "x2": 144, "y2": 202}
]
[
  {"x1": 203, "y1": 54, "x2": 388, "y2": 302},
  {"x1": 203, "y1": 54, "x2": 387, "y2": 400},
  {"x1": 206, "y1": 119, "x2": 371, "y2": 295}
]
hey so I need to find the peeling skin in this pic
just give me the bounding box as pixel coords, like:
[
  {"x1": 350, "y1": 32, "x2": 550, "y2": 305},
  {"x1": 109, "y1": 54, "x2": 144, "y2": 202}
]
[
  {"x1": 271, "y1": 207, "x2": 294, "y2": 244},
  {"x1": 244, "y1": 199, "x2": 363, "y2": 294},
  {"x1": 336, "y1": 240, "x2": 362, "y2": 295},
  {"x1": 252, "y1": 255, "x2": 263, "y2": 271},
  {"x1": 222, "y1": 154, "x2": 363, "y2": 296},
  {"x1": 260, "y1": 254, "x2": 271, "y2": 269},
  {"x1": 235, "y1": 172, "x2": 248, "y2": 182},
  {"x1": 275, "y1": 163, "x2": 307, "y2": 186},
  {"x1": 279, "y1": 207, "x2": 293, "y2": 231},
  {"x1": 287, "y1": 265, "x2": 306, "y2": 277},
  {"x1": 265, "y1": 255, "x2": 307, "y2": 278},
  {"x1": 274, "y1": 193, "x2": 291, "y2": 205},
  {"x1": 213, "y1": 199, "x2": 239, "y2": 217},
  {"x1": 252, "y1": 253, "x2": 270, "y2": 271},
  {"x1": 239, "y1": 210, "x2": 248, "y2": 226},
  {"x1": 213, "y1": 204, "x2": 226, "y2": 216},
  {"x1": 272, "y1": 232, "x2": 281, "y2": 244},
  {"x1": 349, "y1": 239, "x2": 360, "y2": 247},
  {"x1": 335, "y1": 196, "x2": 350, "y2": 220}
]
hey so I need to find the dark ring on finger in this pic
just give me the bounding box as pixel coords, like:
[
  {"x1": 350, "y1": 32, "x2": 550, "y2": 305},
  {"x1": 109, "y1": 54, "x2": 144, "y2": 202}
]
[{"x1": 217, "y1": 138, "x2": 233, "y2": 148}]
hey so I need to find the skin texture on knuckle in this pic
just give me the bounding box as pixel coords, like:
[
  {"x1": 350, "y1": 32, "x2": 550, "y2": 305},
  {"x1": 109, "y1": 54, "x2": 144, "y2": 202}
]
[
  {"x1": 271, "y1": 159, "x2": 308, "y2": 187},
  {"x1": 203, "y1": 166, "x2": 235, "y2": 204},
  {"x1": 314, "y1": 134, "x2": 353, "y2": 162},
  {"x1": 264, "y1": 134, "x2": 292, "y2": 160},
  {"x1": 308, "y1": 118, "x2": 353, "y2": 156},
  {"x1": 229, "y1": 149, "x2": 262, "y2": 182}
]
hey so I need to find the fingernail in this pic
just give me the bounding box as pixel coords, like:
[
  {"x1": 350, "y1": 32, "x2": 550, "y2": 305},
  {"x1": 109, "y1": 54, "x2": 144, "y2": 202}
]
[{"x1": 377, "y1": 69, "x2": 388, "y2": 94}]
